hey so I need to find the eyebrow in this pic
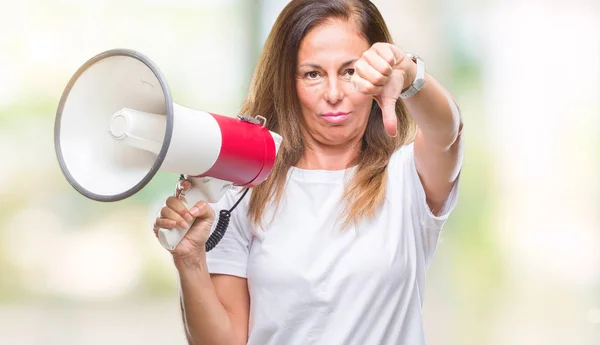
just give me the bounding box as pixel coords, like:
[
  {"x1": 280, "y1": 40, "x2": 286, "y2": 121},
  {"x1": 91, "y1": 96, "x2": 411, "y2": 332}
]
[{"x1": 298, "y1": 59, "x2": 357, "y2": 69}]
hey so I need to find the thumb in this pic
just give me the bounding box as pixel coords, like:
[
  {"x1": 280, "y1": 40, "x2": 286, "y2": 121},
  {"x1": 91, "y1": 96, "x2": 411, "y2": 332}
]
[
  {"x1": 189, "y1": 201, "x2": 214, "y2": 221},
  {"x1": 376, "y1": 97, "x2": 398, "y2": 137}
]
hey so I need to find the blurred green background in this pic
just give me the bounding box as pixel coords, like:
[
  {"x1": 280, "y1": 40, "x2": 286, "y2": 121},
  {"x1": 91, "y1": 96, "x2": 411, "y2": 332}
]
[{"x1": 0, "y1": 0, "x2": 598, "y2": 344}]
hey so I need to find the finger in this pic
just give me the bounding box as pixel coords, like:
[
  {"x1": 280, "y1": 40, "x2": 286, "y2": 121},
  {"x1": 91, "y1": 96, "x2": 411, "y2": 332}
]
[
  {"x1": 355, "y1": 58, "x2": 389, "y2": 87},
  {"x1": 165, "y1": 196, "x2": 194, "y2": 223},
  {"x1": 351, "y1": 75, "x2": 384, "y2": 95},
  {"x1": 372, "y1": 43, "x2": 398, "y2": 67},
  {"x1": 154, "y1": 217, "x2": 177, "y2": 233},
  {"x1": 160, "y1": 206, "x2": 190, "y2": 229},
  {"x1": 189, "y1": 201, "x2": 214, "y2": 220},
  {"x1": 362, "y1": 49, "x2": 393, "y2": 77},
  {"x1": 386, "y1": 44, "x2": 409, "y2": 68}
]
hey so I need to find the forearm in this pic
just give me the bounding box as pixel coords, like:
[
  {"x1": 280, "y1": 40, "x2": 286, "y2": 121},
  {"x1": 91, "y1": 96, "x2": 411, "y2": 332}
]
[
  {"x1": 402, "y1": 73, "x2": 462, "y2": 148},
  {"x1": 176, "y1": 253, "x2": 241, "y2": 345}
]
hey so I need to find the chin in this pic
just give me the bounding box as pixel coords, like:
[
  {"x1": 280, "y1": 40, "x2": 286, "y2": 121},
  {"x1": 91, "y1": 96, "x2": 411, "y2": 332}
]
[{"x1": 318, "y1": 127, "x2": 359, "y2": 146}]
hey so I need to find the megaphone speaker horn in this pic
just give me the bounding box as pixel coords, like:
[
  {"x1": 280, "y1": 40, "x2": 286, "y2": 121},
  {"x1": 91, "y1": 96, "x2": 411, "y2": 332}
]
[
  {"x1": 55, "y1": 49, "x2": 175, "y2": 202},
  {"x1": 55, "y1": 49, "x2": 282, "y2": 250}
]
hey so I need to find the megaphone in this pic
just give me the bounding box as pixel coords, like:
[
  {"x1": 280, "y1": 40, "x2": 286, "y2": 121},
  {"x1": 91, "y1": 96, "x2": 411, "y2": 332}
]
[{"x1": 54, "y1": 49, "x2": 282, "y2": 251}]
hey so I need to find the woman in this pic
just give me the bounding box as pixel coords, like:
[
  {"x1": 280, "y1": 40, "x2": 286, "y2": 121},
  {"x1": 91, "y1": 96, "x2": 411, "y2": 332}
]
[{"x1": 153, "y1": 0, "x2": 463, "y2": 344}]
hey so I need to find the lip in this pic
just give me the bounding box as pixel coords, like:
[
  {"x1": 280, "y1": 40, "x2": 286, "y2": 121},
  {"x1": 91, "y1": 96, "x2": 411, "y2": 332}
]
[{"x1": 321, "y1": 112, "x2": 350, "y2": 124}]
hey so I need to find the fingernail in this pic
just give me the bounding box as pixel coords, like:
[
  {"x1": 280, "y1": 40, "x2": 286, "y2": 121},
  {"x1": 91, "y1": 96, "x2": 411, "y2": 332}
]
[
  {"x1": 179, "y1": 221, "x2": 189, "y2": 229},
  {"x1": 184, "y1": 213, "x2": 193, "y2": 222},
  {"x1": 189, "y1": 207, "x2": 199, "y2": 216}
]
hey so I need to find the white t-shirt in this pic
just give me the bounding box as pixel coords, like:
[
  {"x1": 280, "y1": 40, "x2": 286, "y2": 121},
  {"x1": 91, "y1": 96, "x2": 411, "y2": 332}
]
[{"x1": 205, "y1": 143, "x2": 460, "y2": 345}]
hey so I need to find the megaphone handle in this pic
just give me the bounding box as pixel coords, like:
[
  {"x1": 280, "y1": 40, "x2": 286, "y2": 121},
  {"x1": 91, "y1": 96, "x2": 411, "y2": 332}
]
[
  {"x1": 157, "y1": 225, "x2": 189, "y2": 251},
  {"x1": 157, "y1": 176, "x2": 233, "y2": 251}
]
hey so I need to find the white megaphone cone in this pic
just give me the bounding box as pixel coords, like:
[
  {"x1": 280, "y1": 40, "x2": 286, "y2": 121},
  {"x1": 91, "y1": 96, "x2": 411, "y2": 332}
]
[{"x1": 54, "y1": 49, "x2": 282, "y2": 250}]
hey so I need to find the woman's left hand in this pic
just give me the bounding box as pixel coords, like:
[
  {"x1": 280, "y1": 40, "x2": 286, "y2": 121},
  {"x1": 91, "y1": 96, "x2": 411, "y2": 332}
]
[{"x1": 351, "y1": 43, "x2": 416, "y2": 137}]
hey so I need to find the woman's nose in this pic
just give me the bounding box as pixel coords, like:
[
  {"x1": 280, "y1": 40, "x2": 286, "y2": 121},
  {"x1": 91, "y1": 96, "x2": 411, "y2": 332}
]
[{"x1": 324, "y1": 77, "x2": 344, "y2": 104}]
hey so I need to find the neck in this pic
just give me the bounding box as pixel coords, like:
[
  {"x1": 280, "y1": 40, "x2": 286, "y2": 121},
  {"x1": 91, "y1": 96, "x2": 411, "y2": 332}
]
[{"x1": 295, "y1": 135, "x2": 362, "y2": 171}]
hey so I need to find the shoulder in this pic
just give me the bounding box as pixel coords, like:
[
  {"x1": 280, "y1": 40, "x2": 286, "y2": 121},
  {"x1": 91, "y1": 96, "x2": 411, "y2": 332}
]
[
  {"x1": 205, "y1": 186, "x2": 254, "y2": 278},
  {"x1": 388, "y1": 141, "x2": 460, "y2": 227}
]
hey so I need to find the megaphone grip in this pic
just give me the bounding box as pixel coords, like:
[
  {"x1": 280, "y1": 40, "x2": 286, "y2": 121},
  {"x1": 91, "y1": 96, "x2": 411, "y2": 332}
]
[
  {"x1": 158, "y1": 184, "x2": 250, "y2": 252},
  {"x1": 158, "y1": 210, "x2": 231, "y2": 252},
  {"x1": 157, "y1": 226, "x2": 189, "y2": 251}
]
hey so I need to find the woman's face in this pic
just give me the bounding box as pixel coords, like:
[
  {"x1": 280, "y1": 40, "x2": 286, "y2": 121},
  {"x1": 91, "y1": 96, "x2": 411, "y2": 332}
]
[{"x1": 296, "y1": 19, "x2": 373, "y2": 147}]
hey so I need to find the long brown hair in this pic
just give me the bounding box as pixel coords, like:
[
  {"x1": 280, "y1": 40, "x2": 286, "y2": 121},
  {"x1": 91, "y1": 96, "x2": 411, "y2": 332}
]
[{"x1": 243, "y1": 0, "x2": 415, "y2": 229}]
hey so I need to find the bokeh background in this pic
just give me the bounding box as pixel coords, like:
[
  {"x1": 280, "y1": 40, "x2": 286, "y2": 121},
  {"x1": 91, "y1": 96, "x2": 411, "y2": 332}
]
[{"x1": 1, "y1": 0, "x2": 599, "y2": 344}]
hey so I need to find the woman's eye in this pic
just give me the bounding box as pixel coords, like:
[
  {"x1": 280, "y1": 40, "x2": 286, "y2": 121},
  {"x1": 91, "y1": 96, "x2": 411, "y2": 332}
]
[
  {"x1": 305, "y1": 71, "x2": 320, "y2": 79},
  {"x1": 341, "y1": 68, "x2": 355, "y2": 81}
]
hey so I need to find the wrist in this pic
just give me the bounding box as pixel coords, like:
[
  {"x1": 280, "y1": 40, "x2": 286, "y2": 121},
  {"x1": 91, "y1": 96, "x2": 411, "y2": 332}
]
[
  {"x1": 173, "y1": 250, "x2": 208, "y2": 271},
  {"x1": 399, "y1": 54, "x2": 426, "y2": 100},
  {"x1": 402, "y1": 56, "x2": 417, "y2": 91}
]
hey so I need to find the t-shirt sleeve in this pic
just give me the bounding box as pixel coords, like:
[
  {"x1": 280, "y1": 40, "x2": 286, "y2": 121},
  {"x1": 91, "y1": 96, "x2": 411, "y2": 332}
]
[
  {"x1": 390, "y1": 142, "x2": 461, "y2": 263},
  {"x1": 205, "y1": 187, "x2": 253, "y2": 278},
  {"x1": 402, "y1": 142, "x2": 461, "y2": 232}
]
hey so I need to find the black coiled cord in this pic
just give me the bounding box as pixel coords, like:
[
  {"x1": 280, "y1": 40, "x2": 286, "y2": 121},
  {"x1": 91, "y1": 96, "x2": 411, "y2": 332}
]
[{"x1": 205, "y1": 188, "x2": 249, "y2": 252}]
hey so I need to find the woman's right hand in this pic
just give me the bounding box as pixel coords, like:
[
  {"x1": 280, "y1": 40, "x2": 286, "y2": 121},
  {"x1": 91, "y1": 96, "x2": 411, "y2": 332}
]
[{"x1": 152, "y1": 180, "x2": 215, "y2": 258}]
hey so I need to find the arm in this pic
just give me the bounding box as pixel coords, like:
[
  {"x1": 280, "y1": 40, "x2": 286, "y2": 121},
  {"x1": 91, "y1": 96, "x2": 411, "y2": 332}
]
[
  {"x1": 176, "y1": 254, "x2": 250, "y2": 345},
  {"x1": 403, "y1": 72, "x2": 463, "y2": 215},
  {"x1": 352, "y1": 43, "x2": 463, "y2": 215},
  {"x1": 154, "y1": 183, "x2": 252, "y2": 345}
]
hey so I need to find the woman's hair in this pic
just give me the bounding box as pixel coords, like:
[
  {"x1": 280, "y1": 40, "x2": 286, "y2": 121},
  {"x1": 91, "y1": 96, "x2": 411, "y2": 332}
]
[{"x1": 242, "y1": 0, "x2": 416, "y2": 229}]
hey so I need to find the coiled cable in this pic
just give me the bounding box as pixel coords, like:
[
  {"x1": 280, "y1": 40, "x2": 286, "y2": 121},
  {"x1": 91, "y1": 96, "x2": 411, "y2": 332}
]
[{"x1": 205, "y1": 188, "x2": 249, "y2": 252}]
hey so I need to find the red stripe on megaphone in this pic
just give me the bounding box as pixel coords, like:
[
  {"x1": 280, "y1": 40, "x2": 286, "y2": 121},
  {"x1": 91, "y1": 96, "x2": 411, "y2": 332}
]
[{"x1": 199, "y1": 113, "x2": 276, "y2": 187}]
